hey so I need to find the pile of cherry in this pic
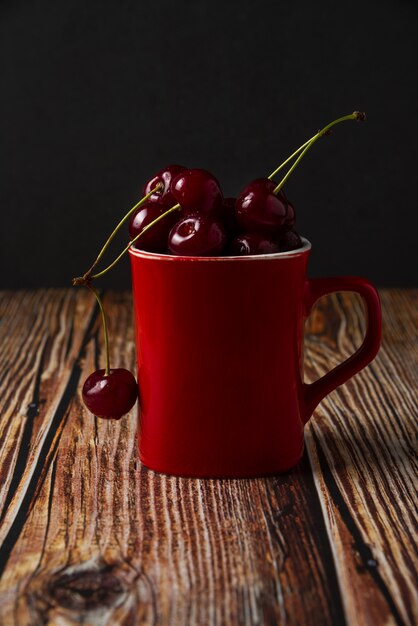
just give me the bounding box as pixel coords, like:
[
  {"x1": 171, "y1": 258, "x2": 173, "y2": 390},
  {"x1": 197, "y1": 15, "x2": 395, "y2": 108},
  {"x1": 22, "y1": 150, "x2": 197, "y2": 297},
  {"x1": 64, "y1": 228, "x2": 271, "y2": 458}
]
[{"x1": 129, "y1": 166, "x2": 302, "y2": 256}]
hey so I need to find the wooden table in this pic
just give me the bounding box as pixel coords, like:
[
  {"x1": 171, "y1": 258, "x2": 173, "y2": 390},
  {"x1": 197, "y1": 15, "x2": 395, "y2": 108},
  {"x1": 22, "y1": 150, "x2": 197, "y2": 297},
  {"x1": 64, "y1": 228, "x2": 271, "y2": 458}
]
[{"x1": 0, "y1": 289, "x2": 416, "y2": 626}]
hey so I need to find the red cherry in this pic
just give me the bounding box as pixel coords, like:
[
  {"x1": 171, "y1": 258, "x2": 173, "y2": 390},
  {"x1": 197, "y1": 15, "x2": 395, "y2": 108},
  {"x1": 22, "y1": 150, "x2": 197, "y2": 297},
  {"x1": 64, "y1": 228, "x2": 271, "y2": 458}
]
[
  {"x1": 229, "y1": 233, "x2": 280, "y2": 255},
  {"x1": 284, "y1": 199, "x2": 296, "y2": 230},
  {"x1": 143, "y1": 165, "x2": 186, "y2": 206},
  {"x1": 129, "y1": 200, "x2": 178, "y2": 252},
  {"x1": 279, "y1": 229, "x2": 303, "y2": 252},
  {"x1": 82, "y1": 368, "x2": 138, "y2": 420},
  {"x1": 168, "y1": 215, "x2": 226, "y2": 256},
  {"x1": 275, "y1": 188, "x2": 296, "y2": 231},
  {"x1": 235, "y1": 178, "x2": 288, "y2": 235},
  {"x1": 172, "y1": 168, "x2": 223, "y2": 214}
]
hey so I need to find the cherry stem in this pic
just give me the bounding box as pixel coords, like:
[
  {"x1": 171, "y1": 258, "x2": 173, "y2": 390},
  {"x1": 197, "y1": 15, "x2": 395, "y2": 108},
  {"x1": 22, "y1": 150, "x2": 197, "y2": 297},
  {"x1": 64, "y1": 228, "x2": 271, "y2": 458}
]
[
  {"x1": 272, "y1": 111, "x2": 366, "y2": 194},
  {"x1": 88, "y1": 285, "x2": 110, "y2": 376},
  {"x1": 91, "y1": 203, "x2": 181, "y2": 280},
  {"x1": 84, "y1": 183, "x2": 162, "y2": 277},
  {"x1": 268, "y1": 136, "x2": 316, "y2": 180}
]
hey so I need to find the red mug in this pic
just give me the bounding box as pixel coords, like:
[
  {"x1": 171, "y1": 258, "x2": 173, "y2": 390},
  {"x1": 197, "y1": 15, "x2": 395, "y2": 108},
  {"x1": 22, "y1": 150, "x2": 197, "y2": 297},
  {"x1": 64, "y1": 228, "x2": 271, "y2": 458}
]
[{"x1": 129, "y1": 239, "x2": 381, "y2": 478}]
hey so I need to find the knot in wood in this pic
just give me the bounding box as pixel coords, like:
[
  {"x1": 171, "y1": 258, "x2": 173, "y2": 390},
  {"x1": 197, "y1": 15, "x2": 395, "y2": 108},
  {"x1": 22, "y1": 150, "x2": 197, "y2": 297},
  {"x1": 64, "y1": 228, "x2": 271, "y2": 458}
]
[{"x1": 48, "y1": 566, "x2": 125, "y2": 611}]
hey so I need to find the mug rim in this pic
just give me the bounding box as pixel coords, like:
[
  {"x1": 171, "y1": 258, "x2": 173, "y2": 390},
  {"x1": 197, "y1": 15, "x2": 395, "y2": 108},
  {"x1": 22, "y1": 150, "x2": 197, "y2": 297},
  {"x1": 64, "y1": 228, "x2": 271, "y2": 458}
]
[{"x1": 129, "y1": 237, "x2": 311, "y2": 262}]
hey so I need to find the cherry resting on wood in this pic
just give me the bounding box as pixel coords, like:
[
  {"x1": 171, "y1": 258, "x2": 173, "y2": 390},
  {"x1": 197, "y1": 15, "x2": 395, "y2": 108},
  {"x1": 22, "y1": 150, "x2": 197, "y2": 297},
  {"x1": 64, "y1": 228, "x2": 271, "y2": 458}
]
[
  {"x1": 235, "y1": 178, "x2": 290, "y2": 235},
  {"x1": 82, "y1": 368, "x2": 138, "y2": 420},
  {"x1": 129, "y1": 200, "x2": 178, "y2": 252},
  {"x1": 172, "y1": 168, "x2": 224, "y2": 215},
  {"x1": 168, "y1": 214, "x2": 227, "y2": 256},
  {"x1": 143, "y1": 164, "x2": 186, "y2": 206}
]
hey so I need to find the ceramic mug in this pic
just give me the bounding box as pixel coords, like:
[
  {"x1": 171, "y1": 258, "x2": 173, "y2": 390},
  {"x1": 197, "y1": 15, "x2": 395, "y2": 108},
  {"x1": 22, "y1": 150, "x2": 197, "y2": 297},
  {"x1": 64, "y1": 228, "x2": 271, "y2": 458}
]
[{"x1": 129, "y1": 239, "x2": 381, "y2": 478}]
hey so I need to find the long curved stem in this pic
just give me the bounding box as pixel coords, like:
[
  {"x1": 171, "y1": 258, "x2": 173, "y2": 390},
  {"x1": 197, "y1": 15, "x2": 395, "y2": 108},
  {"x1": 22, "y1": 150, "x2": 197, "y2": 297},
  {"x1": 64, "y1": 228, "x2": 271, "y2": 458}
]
[
  {"x1": 91, "y1": 203, "x2": 181, "y2": 280},
  {"x1": 88, "y1": 285, "x2": 110, "y2": 375},
  {"x1": 85, "y1": 184, "x2": 162, "y2": 276},
  {"x1": 273, "y1": 111, "x2": 365, "y2": 194}
]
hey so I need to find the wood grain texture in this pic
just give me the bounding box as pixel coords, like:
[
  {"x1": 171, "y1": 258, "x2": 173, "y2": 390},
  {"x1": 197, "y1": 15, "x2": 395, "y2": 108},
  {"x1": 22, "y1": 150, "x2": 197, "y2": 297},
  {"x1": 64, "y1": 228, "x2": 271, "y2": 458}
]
[
  {"x1": 0, "y1": 288, "x2": 416, "y2": 626},
  {"x1": 304, "y1": 290, "x2": 418, "y2": 626}
]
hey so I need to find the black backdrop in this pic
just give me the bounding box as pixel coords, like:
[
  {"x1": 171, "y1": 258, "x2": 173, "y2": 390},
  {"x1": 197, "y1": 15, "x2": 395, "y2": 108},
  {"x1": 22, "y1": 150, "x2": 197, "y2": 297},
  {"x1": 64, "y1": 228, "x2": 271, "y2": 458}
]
[{"x1": 1, "y1": 0, "x2": 417, "y2": 288}]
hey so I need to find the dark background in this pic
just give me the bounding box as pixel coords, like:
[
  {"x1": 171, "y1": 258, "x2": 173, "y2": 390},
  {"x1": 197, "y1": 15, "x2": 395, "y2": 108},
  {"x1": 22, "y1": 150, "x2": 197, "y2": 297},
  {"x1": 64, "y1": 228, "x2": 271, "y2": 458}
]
[{"x1": 1, "y1": 0, "x2": 417, "y2": 288}]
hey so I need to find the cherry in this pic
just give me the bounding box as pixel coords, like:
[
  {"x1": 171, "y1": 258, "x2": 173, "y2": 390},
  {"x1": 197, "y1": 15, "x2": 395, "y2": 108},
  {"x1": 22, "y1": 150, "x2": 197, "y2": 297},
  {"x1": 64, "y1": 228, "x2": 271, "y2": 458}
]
[
  {"x1": 129, "y1": 200, "x2": 178, "y2": 252},
  {"x1": 143, "y1": 165, "x2": 186, "y2": 206},
  {"x1": 82, "y1": 368, "x2": 138, "y2": 420},
  {"x1": 235, "y1": 178, "x2": 288, "y2": 235},
  {"x1": 168, "y1": 214, "x2": 226, "y2": 256},
  {"x1": 275, "y1": 187, "x2": 295, "y2": 231},
  {"x1": 279, "y1": 229, "x2": 303, "y2": 252},
  {"x1": 284, "y1": 199, "x2": 296, "y2": 230},
  {"x1": 229, "y1": 233, "x2": 280, "y2": 255},
  {"x1": 172, "y1": 168, "x2": 223, "y2": 215}
]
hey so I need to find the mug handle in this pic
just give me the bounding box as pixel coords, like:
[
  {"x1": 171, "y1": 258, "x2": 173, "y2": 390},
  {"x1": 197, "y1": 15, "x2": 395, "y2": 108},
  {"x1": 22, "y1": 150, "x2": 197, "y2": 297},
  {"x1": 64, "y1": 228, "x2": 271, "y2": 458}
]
[{"x1": 303, "y1": 276, "x2": 382, "y2": 423}]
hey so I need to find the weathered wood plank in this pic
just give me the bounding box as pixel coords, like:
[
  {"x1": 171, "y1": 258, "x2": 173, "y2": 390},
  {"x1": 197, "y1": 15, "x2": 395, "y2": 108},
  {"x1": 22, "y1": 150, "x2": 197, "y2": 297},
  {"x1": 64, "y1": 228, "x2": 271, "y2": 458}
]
[
  {"x1": 304, "y1": 290, "x2": 418, "y2": 626},
  {"x1": 0, "y1": 290, "x2": 345, "y2": 626},
  {"x1": 0, "y1": 290, "x2": 96, "y2": 544}
]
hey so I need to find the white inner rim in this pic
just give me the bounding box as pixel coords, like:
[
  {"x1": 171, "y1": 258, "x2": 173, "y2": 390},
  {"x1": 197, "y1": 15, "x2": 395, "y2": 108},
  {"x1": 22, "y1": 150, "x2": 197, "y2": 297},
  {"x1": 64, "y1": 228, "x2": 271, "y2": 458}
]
[{"x1": 129, "y1": 237, "x2": 311, "y2": 261}]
